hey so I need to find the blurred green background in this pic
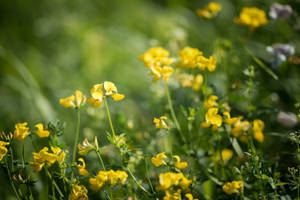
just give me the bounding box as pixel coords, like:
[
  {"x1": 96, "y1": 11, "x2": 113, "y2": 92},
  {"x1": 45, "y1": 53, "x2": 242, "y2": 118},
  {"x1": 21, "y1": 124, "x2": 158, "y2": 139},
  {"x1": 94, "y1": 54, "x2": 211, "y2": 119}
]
[{"x1": 0, "y1": 0, "x2": 299, "y2": 199}]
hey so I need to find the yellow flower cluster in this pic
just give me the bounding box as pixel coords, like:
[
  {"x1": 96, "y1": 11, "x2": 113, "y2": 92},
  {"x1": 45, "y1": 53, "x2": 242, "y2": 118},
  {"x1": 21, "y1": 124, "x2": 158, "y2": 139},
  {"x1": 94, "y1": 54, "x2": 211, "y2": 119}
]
[
  {"x1": 77, "y1": 158, "x2": 89, "y2": 176},
  {"x1": 139, "y1": 46, "x2": 174, "y2": 83},
  {"x1": 13, "y1": 122, "x2": 30, "y2": 141},
  {"x1": 60, "y1": 90, "x2": 86, "y2": 109},
  {"x1": 156, "y1": 172, "x2": 192, "y2": 191},
  {"x1": 69, "y1": 184, "x2": 88, "y2": 200},
  {"x1": 0, "y1": 141, "x2": 10, "y2": 161},
  {"x1": 222, "y1": 180, "x2": 243, "y2": 195},
  {"x1": 88, "y1": 81, "x2": 125, "y2": 107},
  {"x1": 153, "y1": 116, "x2": 171, "y2": 129},
  {"x1": 89, "y1": 170, "x2": 128, "y2": 191},
  {"x1": 34, "y1": 123, "x2": 50, "y2": 138},
  {"x1": 235, "y1": 7, "x2": 268, "y2": 30},
  {"x1": 196, "y1": 2, "x2": 222, "y2": 19},
  {"x1": 178, "y1": 73, "x2": 203, "y2": 91},
  {"x1": 151, "y1": 153, "x2": 188, "y2": 169},
  {"x1": 177, "y1": 47, "x2": 216, "y2": 71},
  {"x1": 201, "y1": 95, "x2": 223, "y2": 130},
  {"x1": 29, "y1": 147, "x2": 66, "y2": 172}
]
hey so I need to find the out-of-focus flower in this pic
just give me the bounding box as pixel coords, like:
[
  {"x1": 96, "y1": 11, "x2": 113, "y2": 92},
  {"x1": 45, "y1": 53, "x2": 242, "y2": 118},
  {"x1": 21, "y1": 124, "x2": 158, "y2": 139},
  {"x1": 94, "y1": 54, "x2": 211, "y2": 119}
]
[
  {"x1": 89, "y1": 170, "x2": 128, "y2": 191},
  {"x1": 230, "y1": 118, "x2": 250, "y2": 138},
  {"x1": 78, "y1": 158, "x2": 89, "y2": 176},
  {"x1": 269, "y1": 3, "x2": 292, "y2": 20},
  {"x1": 78, "y1": 138, "x2": 94, "y2": 156},
  {"x1": 235, "y1": 7, "x2": 268, "y2": 30},
  {"x1": 204, "y1": 95, "x2": 218, "y2": 108},
  {"x1": 69, "y1": 184, "x2": 88, "y2": 200},
  {"x1": 204, "y1": 108, "x2": 223, "y2": 128},
  {"x1": 173, "y1": 155, "x2": 188, "y2": 169},
  {"x1": 149, "y1": 65, "x2": 174, "y2": 83},
  {"x1": 185, "y1": 193, "x2": 199, "y2": 200},
  {"x1": 178, "y1": 74, "x2": 203, "y2": 91},
  {"x1": 164, "y1": 189, "x2": 182, "y2": 200},
  {"x1": 196, "y1": 2, "x2": 222, "y2": 19},
  {"x1": 88, "y1": 82, "x2": 125, "y2": 107},
  {"x1": 34, "y1": 123, "x2": 50, "y2": 138},
  {"x1": 222, "y1": 181, "x2": 243, "y2": 195},
  {"x1": 277, "y1": 111, "x2": 298, "y2": 128},
  {"x1": 221, "y1": 149, "x2": 233, "y2": 163},
  {"x1": 267, "y1": 44, "x2": 295, "y2": 68},
  {"x1": 153, "y1": 116, "x2": 171, "y2": 129},
  {"x1": 13, "y1": 122, "x2": 30, "y2": 141},
  {"x1": 151, "y1": 152, "x2": 168, "y2": 167},
  {"x1": 60, "y1": 90, "x2": 86, "y2": 109},
  {"x1": 177, "y1": 47, "x2": 217, "y2": 71},
  {"x1": 253, "y1": 119, "x2": 264, "y2": 143},
  {"x1": 223, "y1": 112, "x2": 240, "y2": 125},
  {"x1": 0, "y1": 141, "x2": 10, "y2": 161},
  {"x1": 156, "y1": 172, "x2": 192, "y2": 191}
]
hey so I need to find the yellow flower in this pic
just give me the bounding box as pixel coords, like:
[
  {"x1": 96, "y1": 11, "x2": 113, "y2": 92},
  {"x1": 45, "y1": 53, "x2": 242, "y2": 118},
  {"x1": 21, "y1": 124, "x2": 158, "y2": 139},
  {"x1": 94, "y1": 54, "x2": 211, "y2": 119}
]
[
  {"x1": 205, "y1": 108, "x2": 222, "y2": 127},
  {"x1": 151, "y1": 152, "x2": 168, "y2": 167},
  {"x1": 89, "y1": 170, "x2": 128, "y2": 191},
  {"x1": 139, "y1": 46, "x2": 174, "y2": 68},
  {"x1": 153, "y1": 116, "x2": 170, "y2": 129},
  {"x1": 185, "y1": 193, "x2": 199, "y2": 200},
  {"x1": 34, "y1": 123, "x2": 50, "y2": 138},
  {"x1": 221, "y1": 149, "x2": 233, "y2": 163},
  {"x1": 13, "y1": 122, "x2": 29, "y2": 141},
  {"x1": 149, "y1": 65, "x2": 174, "y2": 83},
  {"x1": 59, "y1": 90, "x2": 86, "y2": 109},
  {"x1": 88, "y1": 82, "x2": 125, "y2": 107},
  {"x1": 253, "y1": 119, "x2": 264, "y2": 142},
  {"x1": 192, "y1": 74, "x2": 203, "y2": 91},
  {"x1": 0, "y1": 141, "x2": 10, "y2": 161},
  {"x1": 177, "y1": 47, "x2": 203, "y2": 69},
  {"x1": 235, "y1": 7, "x2": 268, "y2": 30},
  {"x1": 204, "y1": 95, "x2": 218, "y2": 108},
  {"x1": 222, "y1": 181, "x2": 243, "y2": 195},
  {"x1": 164, "y1": 189, "x2": 182, "y2": 200},
  {"x1": 69, "y1": 184, "x2": 88, "y2": 200},
  {"x1": 178, "y1": 74, "x2": 203, "y2": 91},
  {"x1": 78, "y1": 138, "x2": 94, "y2": 156},
  {"x1": 230, "y1": 118, "x2": 250, "y2": 137},
  {"x1": 156, "y1": 172, "x2": 192, "y2": 191},
  {"x1": 78, "y1": 158, "x2": 89, "y2": 176},
  {"x1": 173, "y1": 155, "x2": 188, "y2": 169},
  {"x1": 223, "y1": 112, "x2": 240, "y2": 125},
  {"x1": 196, "y1": 2, "x2": 222, "y2": 19}
]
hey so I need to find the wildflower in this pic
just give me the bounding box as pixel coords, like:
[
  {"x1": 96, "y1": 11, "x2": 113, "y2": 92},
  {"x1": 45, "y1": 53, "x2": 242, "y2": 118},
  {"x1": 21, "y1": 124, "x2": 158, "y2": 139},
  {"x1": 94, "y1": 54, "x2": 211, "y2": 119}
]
[
  {"x1": 222, "y1": 181, "x2": 243, "y2": 195},
  {"x1": 151, "y1": 152, "x2": 168, "y2": 167},
  {"x1": 153, "y1": 116, "x2": 170, "y2": 129},
  {"x1": 204, "y1": 95, "x2": 218, "y2": 108},
  {"x1": 0, "y1": 141, "x2": 10, "y2": 161},
  {"x1": 204, "y1": 108, "x2": 223, "y2": 128},
  {"x1": 267, "y1": 44, "x2": 295, "y2": 68},
  {"x1": 156, "y1": 172, "x2": 192, "y2": 191},
  {"x1": 185, "y1": 193, "x2": 199, "y2": 200},
  {"x1": 13, "y1": 122, "x2": 30, "y2": 141},
  {"x1": 60, "y1": 90, "x2": 86, "y2": 109},
  {"x1": 78, "y1": 158, "x2": 89, "y2": 176},
  {"x1": 69, "y1": 184, "x2": 89, "y2": 200},
  {"x1": 178, "y1": 74, "x2": 203, "y2": 91},
  {"x1": 253, "y1": 119, "x2": 264, "y2": 142},
  {"x1": 230, "y1": 118, "x2": 250, "y2": 137},
  {"x1": 34, "y1": 123, "x2": 50, "y2": 138},
  {"x1": 139, "y1": 46, "x2": 174, "y2": 68},
  {"x1": 164, "y1": 189, "x2": 182, "y2": 200},
  {"x1": 196, "y1": 2, "x2": 222, "y2": 19},
  {"x1": 235, "y1": 7, "x2": 268, "y2": 30},
  {"x1": 269, "y1": 3, "x2": 292, "y2": 20},
  {"x1": 88, "y1": 82, "x2": 125, "y2": 108},
  {"x1": 221, "y1": 149, "x2": 233, "y2": 163},
  {"x1": 78, "y1": 138, "x2": 94, "y2": 155},
  {"x1": 89, "y1": 170, "x2": 128, "y2": 191},
  {"x1": 173, "y1": 155, "x2": 188, "y2": 169},
  {"x1": 223, "y1": 112, "x2": 240, "y2": 125}
]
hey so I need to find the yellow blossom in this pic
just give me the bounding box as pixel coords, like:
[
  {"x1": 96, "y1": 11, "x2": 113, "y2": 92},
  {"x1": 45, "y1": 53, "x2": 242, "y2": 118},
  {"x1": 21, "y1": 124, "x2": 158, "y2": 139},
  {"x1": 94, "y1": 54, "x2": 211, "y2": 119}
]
[
  {"x1": 178, "y1": 74, "x2": 203, "y2": 91},
  {"x1": 89, "y1": 170, "x2": 128, "y2": 191},
  {"x1": 192, "y1": 74, "x2": 203, "y2": 91},
  {"x1": 235, "y1": 7, "x2": 268, "y2": 30},
  {"x1": 139, "y1": 46, "x2": 174, "y2": 68},
  {"x1": 185, "y1": 193, "x2": 199, "y2": 200},
  {"x1": 222, "y1": 181, "x2": 243, "y2": 195},
  {"x1": 151, "y1": 152, "x2": 168, "y2": 167},
  {"x1": 0, "y1": 141, "x2": 10, "y2": 161},
  {"x1": 34, "y1": 123, "x2": 50, "y2": 138},
  {"x1": 156, "y1": 172, "x2": 192, "y2": 191},
  {"x1": 205, "y1": 108, "x2": 222, "y2": 127},
  {"x1": 69, "y1": 184, "x2": 88, "y2": 200},
  {"x1": 204, "y1": 95, "x2": 218, "y2": 108},
  {"x1": 196, "y1": 2, "x2": 222, "y2": 19},
  {"x1": 223, "y1": 112, "x2": 240, "y2": 125},
  {"x1": 149, "y1": 65, "x2": 174, "y2": 83},
  {"x1": 13, "y1": 122, "x2": 29, "y2": 141},
  {"x1": 78, "y1": 158, "x2": 89, "y2": 176},
  {"x1": 253, "y1": 119, "x2": 264, "y2": 142},
  {"x1": 59, "y1": 90, "x2": 86, "y2": 109},
  {"x1": 78, "y1": 138, "x2": 94, "y2": 156},
  {"x1": 173, "y1": 155, "x2": 188, "y2": 169},
  {"x1": 230, "y1": 118, "x2": 250, "y2": 137},
  {"x1": 221, "y1": 149, "x2": 233, "y2": 163},
  {"x1": 164, "y1": 189, "x2": 182, "y2": 200},
  {"x1": 153, "y1": 116, "x2": 170, "y2": 129}
]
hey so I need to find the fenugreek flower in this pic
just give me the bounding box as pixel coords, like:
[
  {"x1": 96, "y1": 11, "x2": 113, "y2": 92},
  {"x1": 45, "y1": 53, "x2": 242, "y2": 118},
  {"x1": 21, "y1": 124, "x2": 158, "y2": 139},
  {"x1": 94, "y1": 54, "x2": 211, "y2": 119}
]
[
  {"x1": 89, "y1": 170, "x2": 128, "y2": 191},
  {"x1": 156, "y1": 172, "x2": 192, "y2": 191},
  {"x1": 173, "y1": 155, "x2": 188, "y2": 169},
  {"x1": 222, "y1": 181, "x2": 243, "y2": 195},
  {"x1": 77, "y1": 158, "x2": 89, "y2": 176},
  {"x1": 13, "y1": 122, "x2": 30, "y2": 141},
  {"x1": 88, "y1": 81, "x2": 125, "y2": 107},
  {"x1": 151, "y1": 152, "x2": 168, "y2": 167},
  {"x1": 69, "y1": 184, "x2": 89, "y2": 200},
  {"x1": 0, "y1": 141, "x2": 10, "y2": 161},
  {"x1": 196, "y1": 2, "x2": 222, "y2": 19},
  {"x1": 60, "y1": 90, "x2": 86, "y2": 109},
  {"x1": 235, "y1": 7, "x2": 268, "y2": 31},
  {"x1": 253, "y1": 119, "x2": 264, "y2": 142},
  {"x1": 34, "y1": 123, "x2": 50, "y2": 138},
  {"x1": 78, "y1": 138, "x2": 94, "y2": 156}
]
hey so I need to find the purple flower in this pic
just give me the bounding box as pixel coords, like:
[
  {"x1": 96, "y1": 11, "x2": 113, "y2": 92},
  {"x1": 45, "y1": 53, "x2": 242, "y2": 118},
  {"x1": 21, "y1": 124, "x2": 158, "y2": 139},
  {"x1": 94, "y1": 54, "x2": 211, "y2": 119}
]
[
  {"x1": 269, "y1": 3, "x2": 292, "y2": 20},
  {"x1": 266, "y1": 44, "x2": 294, "y2": 68}
]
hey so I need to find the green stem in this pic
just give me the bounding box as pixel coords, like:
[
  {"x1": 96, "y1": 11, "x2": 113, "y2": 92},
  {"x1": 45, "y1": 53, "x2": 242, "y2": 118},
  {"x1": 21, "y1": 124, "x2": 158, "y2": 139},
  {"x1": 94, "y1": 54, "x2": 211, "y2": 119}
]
[
  {"x1": 72, "y1": 109, "x2": 81, "y2": 164},
  {"x1": 104, "y1": 98, "x2": 116, "y2": 138},
  {"x1": 4, "y1": 157, "x2": 21, "y2": 200},
  {"x1": 96, "y1": 150, "x2": 106, "y2": 170},
  {"x1": 145, "y1": 158, "x2": 155, "y2": 193},
  {"x1": 44, "y1": 167, "x2": 64, "y2": 198},
  {"x1": 165, "y1": 84, "x2": 186, "y2": 144},
  {"x1": 168, "y1": 130, "x2": 173, "y2": 156},
  {"x1": 127, "y1": 167, "x2": 151, "y2": 196}
]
